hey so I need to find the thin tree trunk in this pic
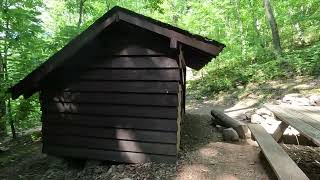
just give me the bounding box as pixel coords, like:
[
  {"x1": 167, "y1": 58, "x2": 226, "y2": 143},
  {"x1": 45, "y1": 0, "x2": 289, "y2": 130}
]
[
  {"x1": 288, "y1": 8, "x2": 305, "y2": 45},
  {"x1": 106, "y1": 0, "x2": 111, "y2": 11},
  {"x1": 0, "y1": 57, "x2": 6, "y2": 136},
  {"x1": 0, "y1": 0, "x2": 10, "y2": 137},
  {"x1": 263, "y1": 0, "x2": 282, "y2": 55},
  {"x1": 249, "y1": 0, "x2": 264, "y2": 48},
  {"x1": 77, "y1": 0, "x2": 86, "y2": 30},
  {"x1": 7, "y1": 99, "x2": 16, "y2": 139},
  {"x1": 235, "y1": 0, "x2": 245, "y2": 55}
]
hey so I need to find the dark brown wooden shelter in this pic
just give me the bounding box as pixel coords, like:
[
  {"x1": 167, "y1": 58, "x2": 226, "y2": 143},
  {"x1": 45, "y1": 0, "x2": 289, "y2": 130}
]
[{"x1": 9, "y1": 6, "x2": 225, "y2": 163}]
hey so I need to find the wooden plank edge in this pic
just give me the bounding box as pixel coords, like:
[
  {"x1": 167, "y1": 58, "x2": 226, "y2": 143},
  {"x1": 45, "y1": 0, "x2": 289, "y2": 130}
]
[{"x1": 248, "y1": 124, "x2": 309, "y2": 180}]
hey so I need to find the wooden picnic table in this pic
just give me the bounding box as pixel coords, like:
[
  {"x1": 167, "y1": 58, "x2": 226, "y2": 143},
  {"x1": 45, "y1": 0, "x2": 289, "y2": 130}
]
[{"x1": 265, "y1": 104, "x2": 320, "y2": 146}]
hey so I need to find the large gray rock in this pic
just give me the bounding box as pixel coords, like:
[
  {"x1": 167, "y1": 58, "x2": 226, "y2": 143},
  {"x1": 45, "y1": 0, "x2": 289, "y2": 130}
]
[
  {"x1": 223, "y1": 128, "x2": 239, "y2": 142},
  {"x1": 250, "y1": 114, "x2": 265, "y2": 124},
  {"x1": 309, "y1": 95, "x2": 320, "y2": 106},
  {"x1": 244, "y1": 109, "x2": 256, "y2": 120},
  {"x1": 216, "y1": 125, "x2": 225, "y2": 132},
  {"x1": 255, "y1": 108, "x2": 274, "y2": 117},
  {"x1": 292, "y1": 97, "x2": 311, "y2": 106},
  {"x1": 282, "y1": 93, "x2": 302, "y2": 104},
  {"x1": 282, "y1": 93, "x2": 313, "y2": 106}
]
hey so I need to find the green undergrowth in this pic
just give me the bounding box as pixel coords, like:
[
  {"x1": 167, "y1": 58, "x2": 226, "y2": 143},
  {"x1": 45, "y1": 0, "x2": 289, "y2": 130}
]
[{"x1": 187, "y1": 42, "x2": 320, "y2": 99}]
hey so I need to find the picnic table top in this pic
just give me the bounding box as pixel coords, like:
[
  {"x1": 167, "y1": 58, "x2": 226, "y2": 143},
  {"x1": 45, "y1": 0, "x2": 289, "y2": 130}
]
[{"x1": 265, "y1": 104, "x2": 320, "y2": 146}]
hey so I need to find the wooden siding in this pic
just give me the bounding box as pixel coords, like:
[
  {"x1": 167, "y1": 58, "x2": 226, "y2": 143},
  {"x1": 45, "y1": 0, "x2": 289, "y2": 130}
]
[
  {"x1": 44, "y1": 113, "x2": 177, "y2": 131},
  {"x1": 41, "y1": 51, "x2": 182, "y2": 163},
  {"x1": 43, "y1": 103, "x2": 178, "y2": 119},
  {"x1": 43, "y1": 135, "x2": 177, "y2": 155},
  {"x1": 42, "y1": 145, "x2": 177, "y2": 163},
  {"x1": 87, "y1": 57, "x2": 179, "y2": 69},
  {"x1": 44, "y1": 81, "x2": 179, "y2": 94},
  {"x1": 42, "y1": 123, "x2": 177, "y2": 144},
  {"x1": 49, "y1": 69, "x2": 180, "y2": 81},
  {"x1": 43, "y1": 92, "x2": 178, "y2": 106}
]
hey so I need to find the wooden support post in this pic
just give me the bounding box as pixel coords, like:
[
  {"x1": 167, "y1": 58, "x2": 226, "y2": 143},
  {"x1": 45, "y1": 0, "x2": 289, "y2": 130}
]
[
  {"x1": 272, "y1": 121, "x2": 288, "y2": 142},
  {"x1": 170, "y1": 38, "x2": 177, "y2": 49}
]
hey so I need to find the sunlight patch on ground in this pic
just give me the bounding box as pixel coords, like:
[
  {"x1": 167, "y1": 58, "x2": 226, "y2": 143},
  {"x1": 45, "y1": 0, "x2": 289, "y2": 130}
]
[
  {"x1": 177, "y1": 164, "x2": 210, "y2": 180},
  {"x1": 215, "y1": 174, "x2": 240, "y2": 180},
  {"x1": 199, "y1": 147, "x2": 219, "y2": 159}
]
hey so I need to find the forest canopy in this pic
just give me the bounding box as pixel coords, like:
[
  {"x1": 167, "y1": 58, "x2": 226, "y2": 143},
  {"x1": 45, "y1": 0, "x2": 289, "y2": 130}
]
[{"x1": 0, "y1": 0, "x2": 319, "y2": 137}]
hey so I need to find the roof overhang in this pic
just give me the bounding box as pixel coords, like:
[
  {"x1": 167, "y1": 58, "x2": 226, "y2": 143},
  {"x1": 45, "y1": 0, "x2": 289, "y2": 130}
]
[{"x1": 9, "y1": 6, "x2": 225, "y2": 99}]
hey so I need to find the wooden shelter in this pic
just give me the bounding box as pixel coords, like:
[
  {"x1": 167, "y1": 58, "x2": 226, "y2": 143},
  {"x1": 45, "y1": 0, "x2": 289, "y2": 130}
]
[{"x1": 9, "y1": 6, "x2": 225, "y2": 163}]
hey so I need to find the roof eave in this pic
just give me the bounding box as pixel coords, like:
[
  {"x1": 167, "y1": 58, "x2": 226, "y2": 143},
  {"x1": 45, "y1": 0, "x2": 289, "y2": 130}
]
[{"x1": 9, "y1": 6, "x2": 226, "y2": 99}]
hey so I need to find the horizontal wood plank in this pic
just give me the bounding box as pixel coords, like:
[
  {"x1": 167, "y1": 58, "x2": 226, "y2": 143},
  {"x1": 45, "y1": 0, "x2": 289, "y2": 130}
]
[
  {"x1": 53, "y1": 81, "x2": 179, "y2": 94},
  {"x1": 43, "y1": 103, "x2": 178, "y2": 119},
  {"x1": 88, "y1": 57, "x2": 179, "y2": 68},
  {"x1": 43, "y1": 92, "x2": 178, "y2": 106},
  {"x1": 43, "y1": 135, "x2": 176, "y2": 155},
  {"x1": 248, "y1": 124, "x2": 309, "y2": 180},
  {"x1": 279, "y1": 105, "x2": 320, "y2": 130},
  {"x1": 96, "y1": 45, "x2": 168, "y2": 56},
  {"x1": 44, "y1": 114, "x2": 177, "y2": 131},
  {"x1": 265, "y1": 105, "x2": 320, "y2": 146},
  {"x1": 78, "y1": 69, "x2": 180, "y2": 81},
  {"x1": 42, "y1": 125, "x2": 177, "y2": 144},
  {"x1": 42, "y1": 145, "x2": 176, "y2": 163}
]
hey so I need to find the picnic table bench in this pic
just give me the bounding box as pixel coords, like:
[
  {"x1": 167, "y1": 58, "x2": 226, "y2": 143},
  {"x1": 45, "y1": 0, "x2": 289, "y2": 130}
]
[{"x1": 248, "y1": 104, "x2": 320, "y2": 180}]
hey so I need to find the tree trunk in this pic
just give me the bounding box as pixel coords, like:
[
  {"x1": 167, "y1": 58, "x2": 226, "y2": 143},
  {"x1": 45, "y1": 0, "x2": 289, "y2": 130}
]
[
  {"x1": 7, "y1": 99, "x2": 16, "y2": 139},
  {"x1": 77, "y1": 0, "x2": 86, "y2": 30},
  {"x1": 288, "y1": 8, "x2": 305, "y2": 46},
  {"x1": 263, "y1": 0, "x2": 282, "y2": 55},
  {"x1": 249, "y1": 0, "x2": 264, "y2": 48},
  {"x1": 0, "y1": 60, "x2": 6, "y2": 136},
  {"x1": 106, "y1": 0, "x2": 111, "y2": 11},
  {"x1": 235, "y1": 0, "x2": 245, "y2": 55},
  {"x1": 0, "y1": 0, "x2": 9, "y2": 136}
]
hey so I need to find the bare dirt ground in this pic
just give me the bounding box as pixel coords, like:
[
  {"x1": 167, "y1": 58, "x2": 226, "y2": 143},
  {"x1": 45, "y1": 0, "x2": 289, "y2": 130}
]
[{"x1": 0, "y1": 102, "x2": 276, "y2": 180}]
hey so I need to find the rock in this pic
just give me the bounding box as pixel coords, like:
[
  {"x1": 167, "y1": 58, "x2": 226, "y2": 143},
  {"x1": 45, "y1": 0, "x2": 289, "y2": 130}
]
[
  {"x1": 282, "y1": 93, "x2": 313, "y2": 106},
  {"x1": 120, "y1": 178, "x2": 132, "y2": 180},
  {"x1": 0, "y1": 146, "x2": 9, "y2": 152},
  {"x1": 222, "y1": 128, "x2": 239, "y2": 142},
  {"x1": 107, "y1": 165, "x2": 114, "y2": 174},
  {"x1": 244, "y1": 109, "x2": 256, "y2": 119},
  {"x1": 274, "y1": 100, "x2": 282, "y2": 105},
  {"x1": 291, "y1": 97, "x2": 311, "y2": 106},
  {"x1": 309, "y1": 95, "x2": 320, "y2": 106},
  {"x1": 250, "y1": 114, "x2": 265, "y2": 124},
  {"x1": 283, "y1": 93, "x2": 302, "y2": 104},
  {"x1": 237, "y1": 114, "x2": 248, "y2": 121},
  {"x1": 255, "y1": 108, "x2": 273, "y2": 117},
  {"x1": 261, "y1": 114, "x2": 271, "y2": 119},
  {"x1": 216, "y1": 125, "x2": 225, "y2": 132}
]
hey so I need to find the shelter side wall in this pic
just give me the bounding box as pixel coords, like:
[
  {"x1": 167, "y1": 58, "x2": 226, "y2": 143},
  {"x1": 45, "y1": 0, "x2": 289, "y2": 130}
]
[{"x1": 40, "y1": 56, "x2": 181, "y2": 163}]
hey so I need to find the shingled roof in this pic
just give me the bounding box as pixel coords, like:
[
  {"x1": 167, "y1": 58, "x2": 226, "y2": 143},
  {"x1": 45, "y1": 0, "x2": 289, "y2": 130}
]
[{"x1": 9, "y1": 6, "x2": 225, "y2": 99}]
